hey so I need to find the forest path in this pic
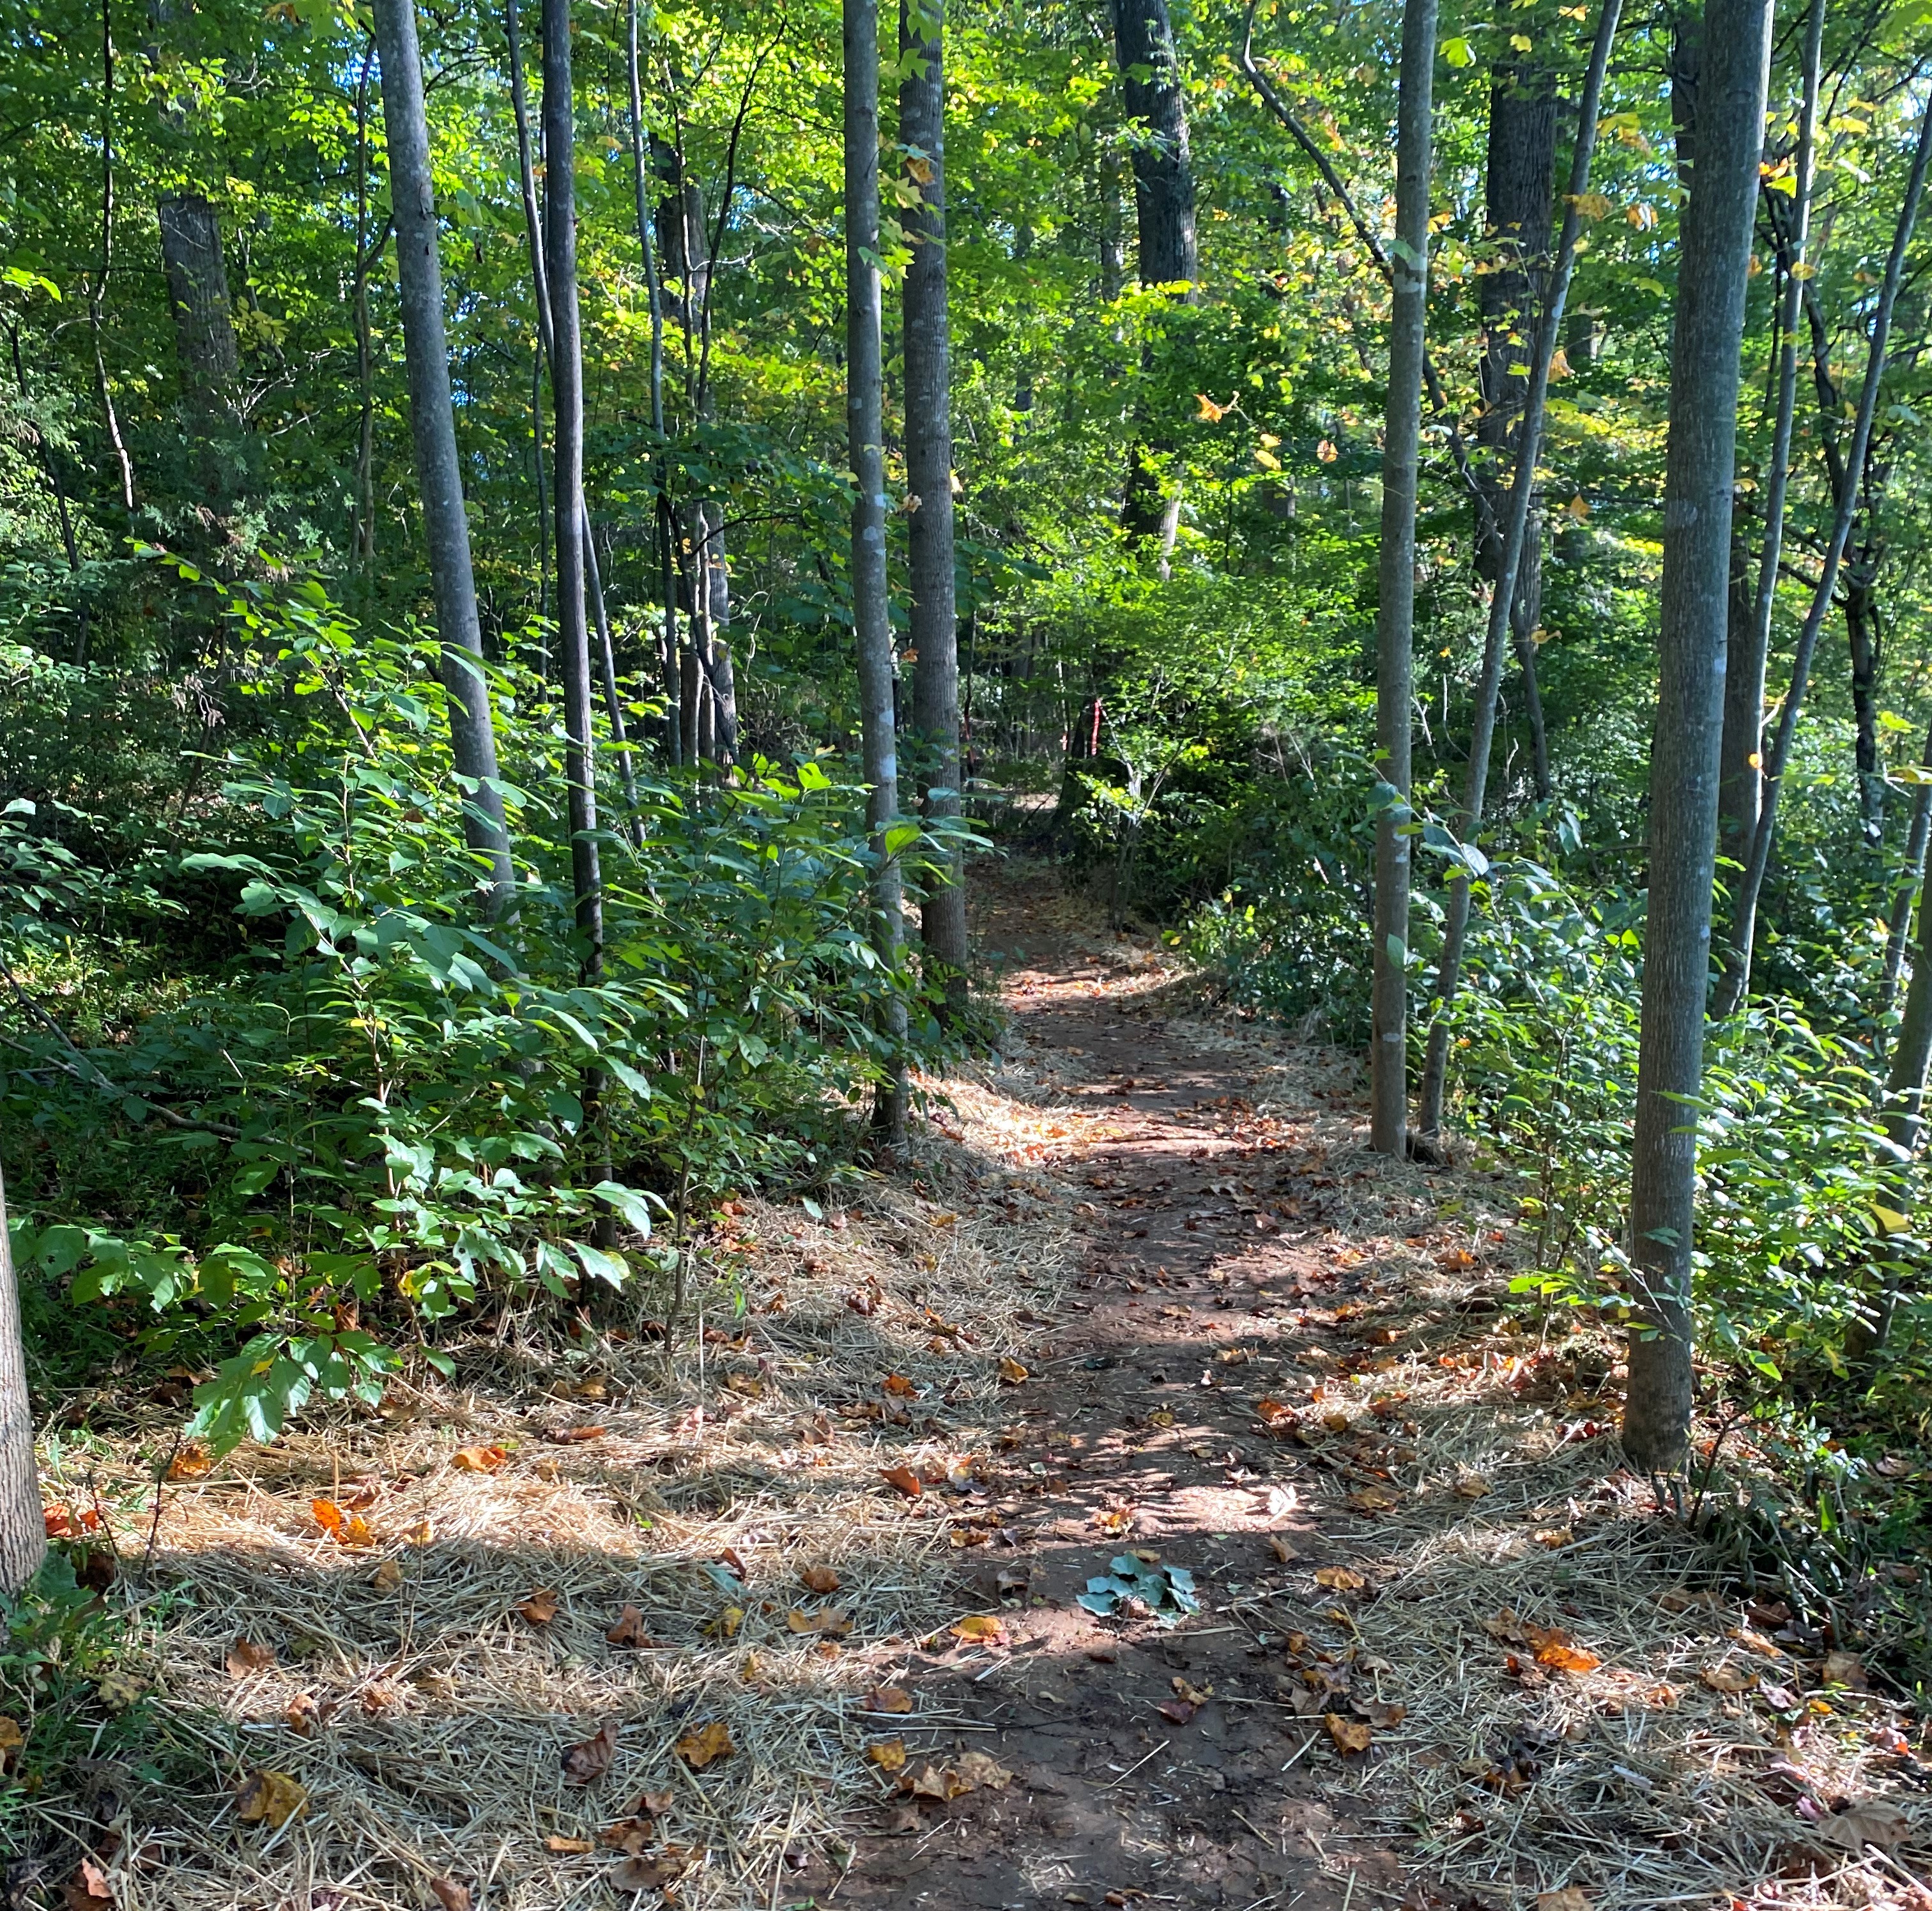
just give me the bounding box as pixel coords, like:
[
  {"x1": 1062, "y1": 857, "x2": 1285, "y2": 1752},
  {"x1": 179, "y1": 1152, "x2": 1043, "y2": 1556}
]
[{"x1": 838, "y1": 862, "x2": 1906, "y2": 1911}]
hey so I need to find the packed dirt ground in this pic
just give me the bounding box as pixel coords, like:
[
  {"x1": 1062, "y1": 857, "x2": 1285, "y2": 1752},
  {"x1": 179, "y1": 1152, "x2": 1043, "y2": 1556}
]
[{"x1": 25, "y1": 862, "x2": 1931, "y2": 1911}]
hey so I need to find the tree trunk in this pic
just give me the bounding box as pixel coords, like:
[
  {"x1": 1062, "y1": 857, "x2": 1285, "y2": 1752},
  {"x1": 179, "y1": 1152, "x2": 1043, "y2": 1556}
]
[
  {"x1": 157, "y1": 192, "x2": 240, "y2": 402},
  {"x1": 1368, "y1": 0, "x2": 1436, "y2": 1156},
  {"x1": 1112, "y1": 0, "x2": 1195, "y2": 548},
  {"x1": 1715, "y1": 93, "x2": 1932, "y2": 1015},
  {"x1": 0, "y1": 1167, "x2": 45, "y2": 1595},
  {"x1": 1845, "y1": 549, "x2": 1883, "y2": 845},
  {"x1": 371, "y1": 0, "x2": 516, "y2": 916},
  {"x1": 625, "y1": 0, "x2": 681, "y2": 765},
  {"x1": 352, "y1": 36, "x2": 378, "y2": 571},
  {"x1": 1879, "y1": 717, "x2": 1932, "y2": 1022},
  {"x1": 1475, "y1": 59, "x2": 1556, "y2": 648},
  {"x1": 846, "y1": 0, "x2": 909, "y2": 1149},
  {"x1": 902, "y1": 0, "x2": 970, "y2": 1019},
  {"x1": 541, "y1": 0, "x2": 604, "y2": 968},
  {"x1": 1717, "y1": 0, "x2": 1821, "y2": 889},
  {"x1": 1621, "y1": 0, "x2": 1773, "y2": 1478},
  {"x1": 1414, "y1": 0, "x2": 1621, "y2": 1142}
]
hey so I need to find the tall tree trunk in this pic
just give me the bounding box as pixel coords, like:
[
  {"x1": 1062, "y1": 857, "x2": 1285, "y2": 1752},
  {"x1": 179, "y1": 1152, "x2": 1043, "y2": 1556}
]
[
  {"x1": 1414, "y1": 0, "x2": 1621, "y2": 1142},
  {"x1": 1112, "y1": 0, "x2": 1195, "y2": 549},
  {"x1": 1715, "y1": 95, "x2": 1932, "y2": 1016},
  {"x1": 371, "y1": 0, "x2": 516, "y2": 916},
  {"x1": 1621, "y1": 0, "x2": 1773, "y2": 1478},
  {"x1": 1880, "y1": 716, "x2": 1932, "y2": 1022},
  {"x1": 625, "y1": 0, "x2": 681, "y2": 765},
  {"x1": 0, "y1": 1167, "x2": 45, "y2": 1595},
  {"x1": 1368, "y1": 0, "x2": 1437, "y2": 1156},
  {"x1": 1845, "y1": 546, "x2": 1883, "y2": 845},
  {"x1": 846, "y1": 0, "x2": 909, "y2": 1149},
  {"x1": 902, "y1": 0, "x2": 970, "y2": 1018},
  {"x1": 352, "y1": 36, "x2": 379, "y2": 571},
  {"x1": 157, "y1": 193, "x2": 241, "y2": 404},
  {"x1": 541, "y1": 0, "x2": 604, "y2": 969},
  {"x1": 1717, "y1": 0, "x2": 1822, "y2": 880}
]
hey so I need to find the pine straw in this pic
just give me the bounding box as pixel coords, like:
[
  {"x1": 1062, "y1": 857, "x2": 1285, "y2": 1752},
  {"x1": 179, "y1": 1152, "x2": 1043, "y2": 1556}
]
[{"x1": 37, "y1": 1142, "x2": 1077, "y2": 1910}]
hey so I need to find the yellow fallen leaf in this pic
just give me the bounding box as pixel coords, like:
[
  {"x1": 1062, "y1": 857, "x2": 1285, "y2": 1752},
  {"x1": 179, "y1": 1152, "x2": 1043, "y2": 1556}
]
[
  {"x1": 707, "y1": 1604, "x2": 744, "y2": 1640},
  {"x1": 676, "y1": 1719, "x2": 735, "y2": 1770},
  {"x1": 1326, "y1": 1713, "x2": 1372, "y2": 1754},
  {"x1": 1314, "y1": 1566, "x2": 1365, "y2": 1592},
  {"x1": 997, "y1": 1357, "x2": 1029, "y2": 1385},
  {"x1": 785, "y1": 1606, "x2": 853, "y2": 1638},
  {"x1": 866, "y1": 1738, "x2": 907, "y2": 1772},
  {"x1": 236, "y1": 1769, "x2": 309, "y2": 1829},
  {"x1": 952, "y1": 1614, "x2": 1004, "y2": 1643},
  {"x1": 544, "y1": 1836, "x2": 595, "y2": 1854}
]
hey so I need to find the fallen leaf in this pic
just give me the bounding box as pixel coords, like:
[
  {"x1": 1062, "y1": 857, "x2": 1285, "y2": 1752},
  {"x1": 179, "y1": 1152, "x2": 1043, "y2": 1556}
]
[
  {"x1": 706, "y1": 1604, "x2": 744, "y2": 1640},
  {"x1": 1821, "y1": 1801, "x2": 1910, "y2": 1851},
  {"x1": 168, "y1": 1446, "x2": 213, "y2": 1481},
  {"x1": 952, "y1": 1615, "x2": 1004, "y2": 1643},
  {"x1": 903, "y1": 1760, "x2": 949, "y2": 1800},
  {"x1": 786, "y1": 1606, "x2": 853, "y2": 1638},
  {"x1": 612, "y1": 1848, "x2": 698, "y2": 1891},
  {"x1": 1701, "y1": 1663, "x2": 1758, "y2": 1694},
  {"x1": 799, "y1": 1564, "x2": 841, "y2": 1593},
  {"x1": 1157, "y1": 1698, "x2": 1197, "y2": 1724},
  {"x1": 371, "y1": 1559, "x2": 404, "y2": 1593},
  {"x1": 675, "y1": 1719, "x2": 734, "y2": 1770},
  {"x1": 1537, "y1": 1890, "x2": 1594, "y2": 1911},
  {"x1": 606, "y1": 1605, "x2": 652, "y2": 1647},
  {"x1": 1314, "y1": 1566, "x2": 1365, "y2": 1592},
  {"x1": 1361, "y1": 1699, "x2": 1406, "y2": 1728},
  {"x1": 452, "y1": 1445, "x2": 510, "y2": 1473},
  {"x1": 310, "y1": 1498, "x2": 373, "y2": 1548},
  {"x1": 627, "y1": 1787, "x2": 675, "y2": 1819},
  {"x1": 1254, "y1": 1399, "x2": 1295, "y2": 1429},
  {"x1": 868, "y1": 1738, "x2": 908, "y2": 1772},
  {"x1": 1453, "y1": 1475, "x2": 1492, "y2": 1500},
  {"x1": 1731, "y1": 1627, "x2": 1784, "y2": 1660},
  {"x1": 1172, "y1": 1676, "x2": 1212, "y2": 1705},
  {"x1": 63, "y1": 1859, "x2": 111, "y2": 1910},
  {"x1": 954, "y1": 1751, "x2": 1013, "y2": 1790},
  {"x1": 546, "y1": 1424, "x2": 608, "y2": 1444},
  {"x1": 1533, "y1": 1641, "x2": 1602, "y2": 1676},
  {"x1": 865, "y1": 1685, "x2": 914, "y2": 1714},
  {"x1": 236, "y1": 1769, "x2": 309, "y2": 1829},
  {"x1": 1268, "y1": 1535, "x2": 1299, "y2": 1563},
  {"x1": 880, "y1": 1466, "x2": 923, "y2": 1498},
  {"x1": 0, "y1": 1717, "x2": 24, "y2": 1755},
  {"x1": 997, "y1": 1357, "x2": 1029, "y2": 1385},
  {"x1": 1821, "y1": 1650, "x2": 1869, "y2": 1691},
  {"x1": 544, "y1": 1836, "x2": 595, "y2": 1853},
  {"x1": 563, "y1": 1719, "x2": 620, "y2": 1785},
  {"x1": 1326, "y1": 1713, "x2": 1372, "y2": 1754},
  {"x1": 882, "y1": 1374, "x2": 919, "y2": 1397},
  {"x1": 226, "y1": 1638, "x2": 276, "y2": 1678},
  {"x1": 429, "y1": 1880, "x2": 472, "y2": 1911},
  {"x1": 516, "y1": 1588, "x2": 560, "y2": 1626},
  {"x1": 1533, "y1": 1526, "x2": 1574, "y2": 1549}
]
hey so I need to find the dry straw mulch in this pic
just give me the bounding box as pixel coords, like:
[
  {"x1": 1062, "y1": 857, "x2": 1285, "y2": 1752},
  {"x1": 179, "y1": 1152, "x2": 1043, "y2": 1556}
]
[{"x1": 33, "y1": 1107, "x2": 1077, "y2": 1911}]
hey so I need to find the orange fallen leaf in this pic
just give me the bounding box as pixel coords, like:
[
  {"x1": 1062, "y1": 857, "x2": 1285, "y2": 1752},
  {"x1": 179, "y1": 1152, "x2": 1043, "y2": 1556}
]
[
  {"x1": 310, "y1": 1499, "x2": 373, "y2": 1548},
  {"x1": 800, "y1": 1564, "x2": 841, "y2": 1594},
  {"x1": 429, "y1": 1880, "x2": 473, "y2": 1911},
  {"x1": 786, "y1": 1606, "x2": 853, "y2": 1638},
  {"x1": 1314, "y1": 1566, "x2": 1365, "y2": 1592},
  {"x1": 545, "y1": 1424, "x2": 608, "y2": 1445},
  {"x1": 226, "y1": 1636, "x2": 276, "y2": 1678},
  {"x1": 675, "y1": 1719, "x2": 734, "y2": 1770},
  {"x1": 606, "y1": 1605, "x2": 652, "y2": 1647},
  {"x1": 882, "y1": 1374, "x2": 918, "y2": 1397},
  {"x1": 516, "y1": 1588, "x2": 560, "y2": 1625},
  {"x1": 562, "y1": 1719, "x2": 620, "y2": 1785},
  {"x1": 65, "y1": 1857, "x2": 111, "y2": 1909},
  {"x1": 1524, "y1": 1625, "x2": 1600, "y2": 1674},
  {"x1": 168, "y1": 1446, "x2": 213, "y2": 1481},
  {"x1": 452, "y1": 1445, "x2": 509, "y2": 1474},
  {"x1": 865, "y1": 1685, "x2": 914, "y2": 1714},
  {"x1": 236, "y1": 1769, "x2": 309, "y2": 1828},
  {"x1": 1326, "y1": 1713, "x2": 1372, "y2": 1754},
  {"x1": 997, "y1": 1357, "x2": 1029, "y2": 1385},
  {"x1": 1254, "y1": 1398, "x2": 1295, "y2": 1429},
  {"x1": 951, "y1": 1614, "x2": 1004, "y2": 1643},
  {"x1": 880, "y1": 1466, "x2": 923, "y2": 1498}
]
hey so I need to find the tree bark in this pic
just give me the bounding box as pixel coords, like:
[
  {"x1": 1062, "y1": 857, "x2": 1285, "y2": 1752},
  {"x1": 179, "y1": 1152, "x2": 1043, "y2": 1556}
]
[
  {"x1": 1845, "y1": 544, "x2": 1883, "y2": 845},
  {"x1": 902, "y1": 0, "x2": 970, "y2": 1019},
  {"x1": 1368, "y1": 0, "x2": 1436, "y2": 1156},
  {"x1": 0, "y1": 1167, "x2": 45, "y2": 1594},
  {"x1": 371, "y1": 0, "x2": 516, "y2": 916},
  {"x1": 846, "y1": 0, "x2": 909, "y2": 1148},
  {"x1": 157, "y1": 193, "x2": 240, "y2": 403},
  {"x1": 1879, "y1": 718, "x2": 1932, "y2": 1022},
  {"x1": 1112, "y1": 0, "x2": 1195, "y2": 548},
  {"x1": 1621, "y1": 0, "x2": 1773, "y2": 1478},
  {"x1": 1413, "y1": 0, "x2": 1621, "y2": 1142},
  {"x1": 352, "y1": 36, "x2": 379, "y2": 572},
  {"x1": 1715, "y1": 93, "x2": 1932, "y2": 1016},
  {"x1": 1716, "y1": 0, "x2": 1821, "y2": 882},
  {"x1": 541, "y1": 0, "x2": 604, "y2": 969}
]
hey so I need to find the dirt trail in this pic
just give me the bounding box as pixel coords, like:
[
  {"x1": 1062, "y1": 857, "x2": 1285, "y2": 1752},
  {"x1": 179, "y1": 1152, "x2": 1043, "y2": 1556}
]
[{"x1": 836, "y1": 864, "x2": 1927, "y2": 1911}]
